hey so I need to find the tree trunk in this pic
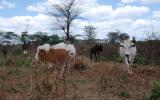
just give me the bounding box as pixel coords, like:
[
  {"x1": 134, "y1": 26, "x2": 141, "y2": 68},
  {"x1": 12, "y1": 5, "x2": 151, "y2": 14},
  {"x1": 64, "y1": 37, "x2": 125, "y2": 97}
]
[{"x1": 66, "y1": 22, "x2": 70, "y2": 40}]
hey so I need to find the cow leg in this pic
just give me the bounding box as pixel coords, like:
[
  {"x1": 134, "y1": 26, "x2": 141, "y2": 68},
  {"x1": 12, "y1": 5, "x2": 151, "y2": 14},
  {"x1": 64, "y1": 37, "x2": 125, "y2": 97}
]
[
  {"x1": 125, "y1": 57, "x2": 130, "y2": 74},
  {"x1": 130, "y1": 56, "x2": 135, "y2": 67},
  {"x1": 72, "y1": 57, "x2": 76, "y2": 70},
  {"x1": 125, "y1": 57, "x2": 133, "y2": 75},
  {"x1": 129, "y1": 57, "x2": 135, "y2": 74},
  {"x1": 94, "y1": 52, "x2": 98, "y2": 62},
  {"x1": 128, "y1": 64, "x2": 133, "y2": 75},
  {"x1": 90, "y1": 52, "x2": 93, "y2": 62},
  {"x1": 60, "y1": 64, "x2": 67, "y2": 79},
  {"x1": 128, "y1": 61, "x2": 133, "y2": 75},
  {"x1": 48, "y1": 63, "x2": 53, "y2": 69},
  {"x1": 23, "y1": 50, "x2": 28, "y2": 55},
  {"x1": 97, "y1": 52, "x2": 100, "y2": 61},
  {"x1": 67, "y1": 59, "x2": 72, "y2": 74},
  {"x1": 122, "y1": 58, "x2": 127, "y2": 72},
  {"x1": 126, "y1": 64, "x2": 132, "y2": 74},
  {"x1": 129, "y1": 67, "x2": 133, "y2": 75}
]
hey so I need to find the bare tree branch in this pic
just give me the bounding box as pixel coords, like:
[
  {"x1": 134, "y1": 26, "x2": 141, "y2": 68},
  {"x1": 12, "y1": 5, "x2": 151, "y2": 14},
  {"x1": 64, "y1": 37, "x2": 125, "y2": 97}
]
[
  {"x1": 145, "y1": 24, "x2": 160, "y2": 40},
  {"x1": 50, "y1": 0, "x2": 81, "y2": 40}
]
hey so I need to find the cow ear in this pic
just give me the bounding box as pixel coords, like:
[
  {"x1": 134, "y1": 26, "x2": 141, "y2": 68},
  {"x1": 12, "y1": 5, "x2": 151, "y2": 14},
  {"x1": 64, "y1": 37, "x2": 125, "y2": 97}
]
[{"x1": 131, "y1": 42, "x2": 136, "y2": 47}]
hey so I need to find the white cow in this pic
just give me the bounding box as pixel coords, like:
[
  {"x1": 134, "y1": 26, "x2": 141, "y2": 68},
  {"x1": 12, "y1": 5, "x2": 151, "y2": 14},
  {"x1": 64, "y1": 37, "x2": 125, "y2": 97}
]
[{"x1": 119, "y1": 39, "x2": 137, "y2": 75}]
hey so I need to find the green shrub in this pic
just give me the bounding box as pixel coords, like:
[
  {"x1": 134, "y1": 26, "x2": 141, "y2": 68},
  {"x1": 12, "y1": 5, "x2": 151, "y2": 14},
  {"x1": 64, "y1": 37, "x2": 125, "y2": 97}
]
[
  {"x1": 103, "y1": 53, "x2": 122, "y2": 63},
  {"x1": 11, "y1": 47, "x2": 22, "y2": 55},
  {"x1": 119, "y1": 91, "x2": 129, "y2": 98},
  {"x1": 16, "y1": 57, "x2": 32, "y2": 67},
  {"x1": 147, "y1": 80, "x2": 160, "y2": 100},
  {"x1": 46, "y1": 35, "x2": 63, "y2": 45},
  {"x1": 134, "y1": 56, "x2": 145, "y2": 65}
]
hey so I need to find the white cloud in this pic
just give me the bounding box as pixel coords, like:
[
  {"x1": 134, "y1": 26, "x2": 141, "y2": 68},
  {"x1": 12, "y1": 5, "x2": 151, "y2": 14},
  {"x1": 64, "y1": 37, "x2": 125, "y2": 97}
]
[
  {"x1": 81, "y1": 4, "x2": 150, "y2": 20},
  {"x1": 111, "y1": 5, "x2": 150, "y2": 18},
  {"x1": 81, "y1": 5, "x2": 113, "y2": 21},
  {"x1": 0, "y1": 1, "x2": 15, "y2": 10},
  {"x1": 0, "y1": 14, "x2": 52, "y2": 34},
  {"x1": 27, "y1": 0, "x2": 150, "y2": 19},
  {"x1": 141, "y1": 0, "x2": 160, "y2": 4},
  {"x1": 121, "y1": 0, "x2": 137, "y2": 4},
  {"x1": 153, "y1": 11, "x2": 160, "y2": 18},
  {"x1": 27, "y1": 5, "x2": 46, "y2": 13},
  {"x1": 121, "y1": 0, "x2": 160, "y2": 4}
]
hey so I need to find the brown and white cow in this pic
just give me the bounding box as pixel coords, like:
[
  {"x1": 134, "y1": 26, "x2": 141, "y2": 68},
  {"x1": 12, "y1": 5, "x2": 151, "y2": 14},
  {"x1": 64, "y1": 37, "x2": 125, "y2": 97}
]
[{"x1": 35, "y1": 44, "x2": 70, "y2": 78}]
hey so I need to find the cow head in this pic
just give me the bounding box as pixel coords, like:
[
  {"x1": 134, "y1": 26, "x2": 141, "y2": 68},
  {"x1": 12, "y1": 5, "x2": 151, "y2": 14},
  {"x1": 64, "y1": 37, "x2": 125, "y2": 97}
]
[
  {"x1": 119, "y1": 40, "x2": 136, "y2": 64},
  {"x1": 98, "y1": 44, "x2": 103, "y2": 52}
]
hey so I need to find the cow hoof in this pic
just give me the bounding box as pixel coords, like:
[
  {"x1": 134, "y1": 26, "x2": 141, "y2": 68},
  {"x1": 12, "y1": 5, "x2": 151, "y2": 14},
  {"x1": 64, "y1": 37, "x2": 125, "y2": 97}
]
[{"x1": 128, "y1": 72, "x2": 134, "y2": 75}]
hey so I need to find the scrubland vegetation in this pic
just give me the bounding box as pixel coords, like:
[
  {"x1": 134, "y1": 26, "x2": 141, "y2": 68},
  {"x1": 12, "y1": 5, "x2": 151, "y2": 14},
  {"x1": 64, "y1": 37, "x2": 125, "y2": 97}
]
[
  {"x1": 0, "y1": 41, "x2": 159, "y2": 100},
  {"x1": 0, "y1": 0, "x2": 160, "y2": 99}
]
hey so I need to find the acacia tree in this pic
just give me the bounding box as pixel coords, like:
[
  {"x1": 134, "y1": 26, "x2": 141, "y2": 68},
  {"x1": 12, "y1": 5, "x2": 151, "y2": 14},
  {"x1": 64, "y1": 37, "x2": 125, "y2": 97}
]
[
  {"x1": 51, "y1": 0, "x2": 81, "y2": 41},
  {"x1": 107, "y1": 32, "x2": 130, "y2": 43},
  {"x1": 107, "y1": 32, "x2": 119, "y2": 43},
  {"x1": 84, "y1": 25, "x2": 96, "y2": 43},
  {"x1": 21, "y1": 32, "x2": 29, "y2": 42},
  {"x1": 118, "y1": 33, "x2": 130, "y2": 41}
]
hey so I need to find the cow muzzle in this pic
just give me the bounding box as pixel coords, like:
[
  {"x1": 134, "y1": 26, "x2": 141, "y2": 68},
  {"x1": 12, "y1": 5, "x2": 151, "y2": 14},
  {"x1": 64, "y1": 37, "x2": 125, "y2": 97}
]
[
  {"x1": 125, "y1": 54, "x2": 131, "y2": 64},
  {"x1": 125, "y1": 54, "x2": 129, "y2": 57}
]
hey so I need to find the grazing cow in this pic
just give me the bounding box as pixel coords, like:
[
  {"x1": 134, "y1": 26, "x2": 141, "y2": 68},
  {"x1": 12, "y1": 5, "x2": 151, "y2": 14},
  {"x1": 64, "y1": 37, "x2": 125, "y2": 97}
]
[
  {"x1": 119, "y1": 39, "x2": 137, "y2": 75},
  {"x1": 22, "y1": 41, "x2": 29, "y2": 55},
  {"x1": 90, "y1": 44, "x2": 103, "y2": 62},
  {"x1": 52, "y1": 42, "x2": 76, "y2": 64},
  {"x1": 35, "y1": 44, "x2": 70, "y2": 78}
]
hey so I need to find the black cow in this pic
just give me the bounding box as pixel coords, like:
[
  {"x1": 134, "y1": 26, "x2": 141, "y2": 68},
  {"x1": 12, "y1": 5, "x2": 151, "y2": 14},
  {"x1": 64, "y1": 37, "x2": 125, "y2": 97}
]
[{"x1": 90, "y1": 44, "x2": 103, "y2": 62}]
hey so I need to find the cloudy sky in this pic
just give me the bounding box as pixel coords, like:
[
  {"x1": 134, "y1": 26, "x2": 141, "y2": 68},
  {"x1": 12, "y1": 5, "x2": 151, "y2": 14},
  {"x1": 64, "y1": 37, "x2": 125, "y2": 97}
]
[{"x1": 0, "y1": 0, "x2": 160, "y2": 39}]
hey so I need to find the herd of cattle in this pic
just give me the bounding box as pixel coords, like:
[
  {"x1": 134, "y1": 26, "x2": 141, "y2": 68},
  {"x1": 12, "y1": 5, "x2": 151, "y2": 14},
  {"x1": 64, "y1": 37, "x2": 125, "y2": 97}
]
[
  {"x1": 34, "y1": 38, "x2": 137, "y2": 78},
  {"x1": 1, "y1": 38, "x2": 137, "y2": 78}
]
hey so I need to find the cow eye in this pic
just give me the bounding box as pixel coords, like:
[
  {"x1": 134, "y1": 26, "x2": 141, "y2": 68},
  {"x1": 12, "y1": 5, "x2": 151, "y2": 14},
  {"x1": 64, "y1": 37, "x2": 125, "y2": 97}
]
[
  {"x1": 120, "y1": 45, "x2": 125, "y2": 48},
  {"x1": 120, "y1": 45, "x2": 124, "y2": 47},
  {"x1": 132, "y1": 45, "x2": 135, "y2": 47}
]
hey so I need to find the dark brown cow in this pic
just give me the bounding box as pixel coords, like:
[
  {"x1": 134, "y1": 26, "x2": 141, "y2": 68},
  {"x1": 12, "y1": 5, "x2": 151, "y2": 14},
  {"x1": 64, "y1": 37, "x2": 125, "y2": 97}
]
[{"x1": 22, "y1": 41, "x2": 29, "y2": 55}]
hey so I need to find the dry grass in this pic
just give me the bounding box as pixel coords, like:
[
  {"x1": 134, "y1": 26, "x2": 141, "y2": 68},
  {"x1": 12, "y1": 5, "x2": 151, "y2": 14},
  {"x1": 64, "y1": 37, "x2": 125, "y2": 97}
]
[{"x1": 0, "y1": 55, "x2": 160, "y2": 100}]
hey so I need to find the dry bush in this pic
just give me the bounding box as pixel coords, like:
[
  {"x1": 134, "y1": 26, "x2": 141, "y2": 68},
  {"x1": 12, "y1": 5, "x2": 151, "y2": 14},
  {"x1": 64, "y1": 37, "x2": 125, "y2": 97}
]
[
  {"x1": 137, "y1": 40, "x2": 160, "y2": 65},
  {"x1": 98, "y1": 63, "x2": 160, "y2": 100},
  {"x1": 73, "y1": 56, "x2": 89, "y2": 71},
  {"x1": 26, "y1": 64, "x2": 80, "y2": 100},
  {"x1": 98, "y1": 65, "x2": 130, "y2": 99}
]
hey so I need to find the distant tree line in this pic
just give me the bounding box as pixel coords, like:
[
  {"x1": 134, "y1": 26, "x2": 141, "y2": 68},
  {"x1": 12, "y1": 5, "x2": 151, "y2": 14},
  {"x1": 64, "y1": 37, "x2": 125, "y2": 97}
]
[
  {"x1": 21, "y1": 32, "x2": 63, "y2": 45},
  {"x1": 0, "y1": 31, "x2": 64, "y2": 45}
]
